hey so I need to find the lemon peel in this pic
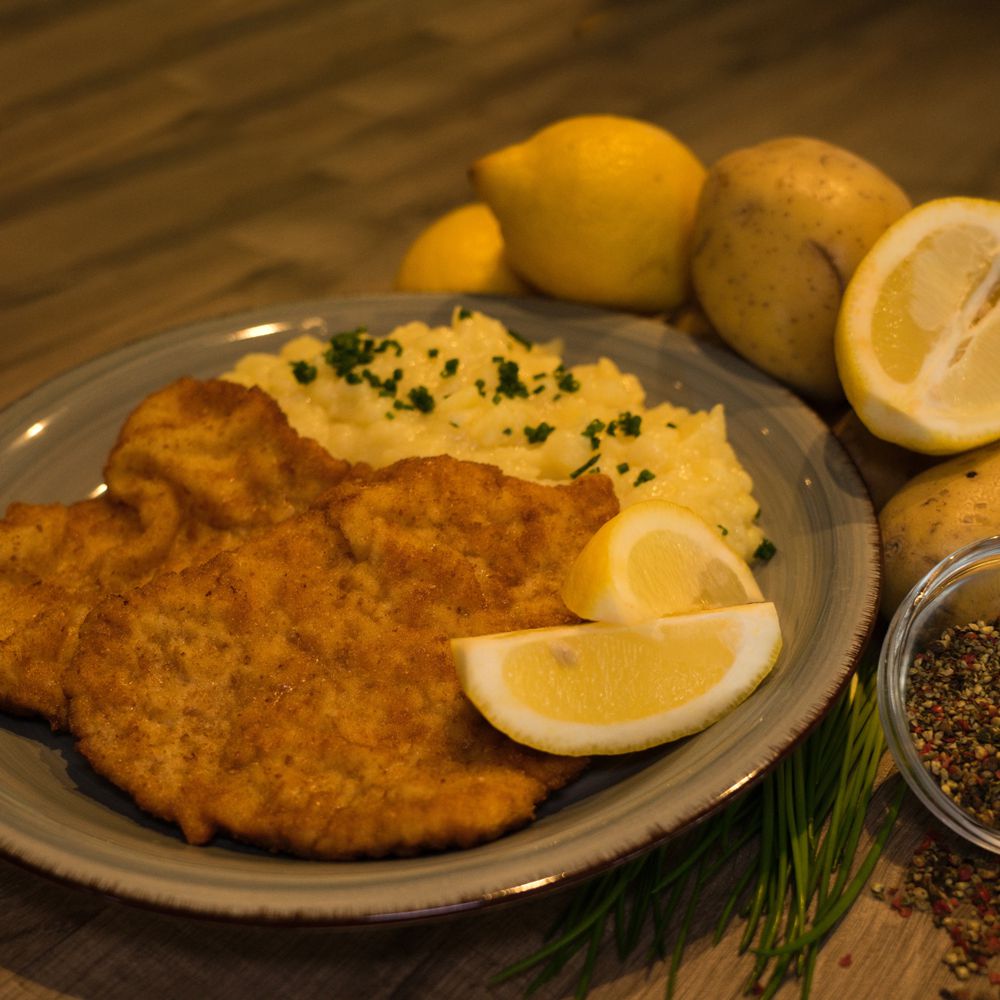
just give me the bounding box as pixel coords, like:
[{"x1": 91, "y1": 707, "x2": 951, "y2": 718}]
[
  {"x1": 469, "y1": 115, "x2": 705, "y2": 312},
  {"x1": 394, "y1": 202, "x2": 530, "y2": 296}
]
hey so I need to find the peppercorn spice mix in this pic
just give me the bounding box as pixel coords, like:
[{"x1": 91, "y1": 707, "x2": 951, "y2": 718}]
[
  {"x1": 887, "y1": 619, "x2": 1000, "y2": 990},
  {"x1": 907, "y1": 621, "x2": 1000, "y2": 829}
]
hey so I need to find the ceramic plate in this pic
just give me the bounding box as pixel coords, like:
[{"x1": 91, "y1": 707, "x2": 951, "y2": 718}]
[{"x1": 0, "y1": 294, "x2": 879, "y2": 924}]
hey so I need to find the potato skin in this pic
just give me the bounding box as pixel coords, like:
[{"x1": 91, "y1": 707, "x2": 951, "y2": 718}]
[
  {"x1": 691, "y1": 137, "x2": 911, "y2": 401},
  {"x1": 832, "y1": 409, "x2": 934, "y2": 512},
  {"x1": 879, "y1": 440, "x2": 1000, "y2": 616}
]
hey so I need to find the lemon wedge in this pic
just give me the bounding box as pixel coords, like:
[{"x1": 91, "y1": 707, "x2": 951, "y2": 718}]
[
  {"x1": 835, "y1": 196, "x2": 1000, "y2": 455},
  {"x1": 559, "y1": 499, "x2": 763, "y2": 625},
  {"x1": 452, "y1": 602, "x2": 781, "y2": 755}
]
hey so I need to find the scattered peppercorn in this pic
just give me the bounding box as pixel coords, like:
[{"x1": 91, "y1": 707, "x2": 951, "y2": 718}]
[{"x1": 889, "y1": 826, "x2": 1000, "y2": 985}]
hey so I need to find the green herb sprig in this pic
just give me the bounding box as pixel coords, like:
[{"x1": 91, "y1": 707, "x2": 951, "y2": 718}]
[{"x1": 493, "y1": 645, "x2": 904, "y2": 999}]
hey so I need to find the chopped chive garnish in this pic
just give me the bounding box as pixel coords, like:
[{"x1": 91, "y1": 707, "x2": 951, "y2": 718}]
[
  {"x1": 717, "y1": 524, "x2": 729, "y2": 536},
  {"x1": 495, "y1": 644, "x2": 898, "y2": 1000},
  {"x1": 570, "y1": 454, "x2": 601, "y2": 479},
  {"x1": 407, "y1": 386, "x2": 434, "y2": 413},
  {"x1": 524, "y1": 422, "x2": 555, "y2": 444},
  {"x1": 616, "y1": 462, "x2": 630, "y2": 474},
  {"x1": 507, "y1": 327, "x2": 533, "y2": 350},
  {"x1": 441, "y1": 358, "x2": 459, "y2": 377},
  {"x1": 557, "y1": 370, "x2": 581, "y2": 393},
  {"x1": 582, "y1": 419, "x2": 605, "y2": 450},
  {"x1": 495, "y1": 359, "x2": 528, "y2": 399},
  {"x1": 754, "y1": 538, "x2": 777, "y2": 561},
  {"x1": 609, "y1": 411, "x2": 642, "y2": 437},
  {"x1": 289, "y1": 360, "x2": 317, "y2": 384},
  {"x1": 633, "y1": 469, "x2": 655, "y2": 486}
]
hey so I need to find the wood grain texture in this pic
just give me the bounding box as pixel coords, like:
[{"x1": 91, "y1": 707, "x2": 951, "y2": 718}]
[{"x1": 1, "y1": 1, "x2": 1000, "y2": 997}]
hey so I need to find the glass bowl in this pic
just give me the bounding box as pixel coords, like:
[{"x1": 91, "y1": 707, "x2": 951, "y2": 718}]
[{"x1": 879, "y1": 534, "x2": 1000, "y2": 853}]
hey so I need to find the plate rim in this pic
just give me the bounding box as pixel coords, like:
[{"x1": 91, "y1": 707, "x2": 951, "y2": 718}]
[{"x1": 0, "y1": 292, "x2": 881, "y2": 924}]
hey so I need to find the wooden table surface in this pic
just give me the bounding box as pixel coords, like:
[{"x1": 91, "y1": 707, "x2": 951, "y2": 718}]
[{"x1": 2, "y1": 2, "x2": 1000, "y2": 998}]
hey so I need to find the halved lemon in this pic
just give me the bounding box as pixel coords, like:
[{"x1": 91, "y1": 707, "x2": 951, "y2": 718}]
[
  {"x1": 453, "y1": 602, "x2": 781, "y2": 756},
  {"x1": 834, "y1": 197, "x2": 1000, "y2": 455},
  {"x1": 559, "y1": 499, "x2": 763, "y2": 625}
]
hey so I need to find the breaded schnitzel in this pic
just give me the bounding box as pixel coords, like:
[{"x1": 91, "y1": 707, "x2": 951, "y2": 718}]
[
  {"x1": 67, "y1": 456, "x2": 619, "y2": 859},
  {"x1": 0, "y1": 378, "x2": 352, "y2": 728}
]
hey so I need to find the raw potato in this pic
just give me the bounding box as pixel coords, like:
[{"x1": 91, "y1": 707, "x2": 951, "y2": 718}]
[
  {"x1": 691, "y1": 137, "x2": 911, "y2": 401},
  {"x1": 831, "y1": 409, "x2": 933, "y2": 512},
  {"x1": 879, "y1": 440, "x2": 1000, "y2": 616}
]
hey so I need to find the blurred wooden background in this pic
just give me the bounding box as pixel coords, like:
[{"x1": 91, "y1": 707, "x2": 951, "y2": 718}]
[
  {"x1": 2, "y1": 1, "x2": 1000, "y2": 998},
  {"x1": 2, "y1": 0, "x2": 999, "y2": 410}
]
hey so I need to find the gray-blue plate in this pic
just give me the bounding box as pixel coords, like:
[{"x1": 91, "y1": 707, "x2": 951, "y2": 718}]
[{"x1": 0, "y1": 294, "x2": 879, "y2": 924}]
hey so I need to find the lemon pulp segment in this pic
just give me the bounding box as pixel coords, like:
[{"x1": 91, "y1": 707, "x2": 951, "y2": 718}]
[
  {"x1": 871, "y1": 257, "x2": 927, "y2": 383},
  {"x1": 626, "y1": 528, "x2": 756, "y2": 613},
  {"x1": 873, "y1": 224, "x2": 1000, "y2": 406},
  {"x1": 501, "y1": 621, "x2": 733, "y2": 723}
]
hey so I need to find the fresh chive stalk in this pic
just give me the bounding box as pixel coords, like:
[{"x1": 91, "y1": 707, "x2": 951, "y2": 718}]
[{"x1": 491, "y1": 643, "x2": 904, "y2": 998}]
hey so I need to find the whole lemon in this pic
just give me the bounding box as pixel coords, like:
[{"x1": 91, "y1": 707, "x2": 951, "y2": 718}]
[
  {"x1": 469, "y1": 115, "x2": 706, "y2": 313},
  {"x1": 690, "y1": 137, "x2": 911, "y2": 401},
  {"x1": 394, "y1": 202, "x2": 531, "y2": 295}
]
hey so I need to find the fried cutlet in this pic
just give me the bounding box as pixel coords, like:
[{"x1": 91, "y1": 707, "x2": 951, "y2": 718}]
[
  {"x1": 0, "y1": 377, "x2": 353, "y2": 728},
  {"x1": 67, "y1": 456, "x2": 619, "y2": 859}
]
